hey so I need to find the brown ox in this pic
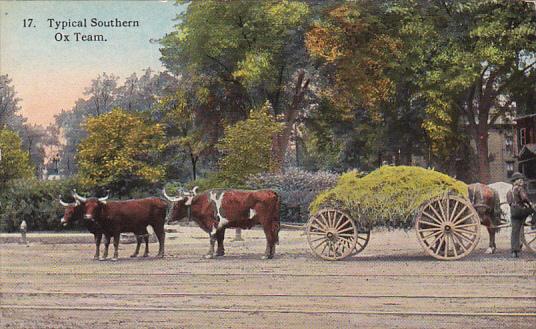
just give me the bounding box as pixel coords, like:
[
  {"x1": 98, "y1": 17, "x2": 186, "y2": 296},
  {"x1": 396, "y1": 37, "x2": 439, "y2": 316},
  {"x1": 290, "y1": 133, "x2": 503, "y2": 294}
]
[
  {"x1": 60, "y1": 193, "x2": 150, "y2": 260},
  {"x1": 78, "y1": 194, "x2": 167, "y2": 261},
  {"x1": 164, "y1": 187, "x2": 280, "y2": 259},
  {"x1": 468, "y1": 183, "x2": 503, "y2": 253}
]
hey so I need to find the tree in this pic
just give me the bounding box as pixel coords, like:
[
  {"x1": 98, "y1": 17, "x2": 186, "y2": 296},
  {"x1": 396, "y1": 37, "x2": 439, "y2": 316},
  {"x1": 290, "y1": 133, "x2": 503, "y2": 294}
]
[
  {"x1": 304, "y1": 1, "x2": 428, "y2": 170},
  {"x1": 160, "y1": 0, "x2": 312, "y2": 170},
  {"x1": 84, "y1": 73, "x2": 118, "y2": 115},
  {"x1": 154, "y1": 90, "x2": 211, "y2": 181},
  {"x1": 77, "y1": 109, "x2": 166, "y2": 193},
  {"x1": 394, "y1": 0, "x2": 536, "y2": 183},
  {"x1": 0, "y1": 129, "x2": 34, "y2": 186},
  {"x1": 0, "y1": 75, "x2": 23, "y2": 130},
  {"x1": 217, "y1": 102, "x2": 283, "y2": 185}
]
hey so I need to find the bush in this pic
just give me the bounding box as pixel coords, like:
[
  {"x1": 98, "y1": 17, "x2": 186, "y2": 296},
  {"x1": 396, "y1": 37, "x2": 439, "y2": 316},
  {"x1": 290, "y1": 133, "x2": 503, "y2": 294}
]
[
  {"x1": 217, "y1": 103, "x2": 284, "y2": 185},
  {"x1": 310, "y1": 166, "x2": 467, "y2": 229},
  {"x1": 0, "y1": 178, "x2": 81, "y2": 232},
  {"x1": 0, "y1": 129, "x2": 34, "y2": 187},
  {"x1": 247, "y1": 167, "x2": 339, "y2": 222}
]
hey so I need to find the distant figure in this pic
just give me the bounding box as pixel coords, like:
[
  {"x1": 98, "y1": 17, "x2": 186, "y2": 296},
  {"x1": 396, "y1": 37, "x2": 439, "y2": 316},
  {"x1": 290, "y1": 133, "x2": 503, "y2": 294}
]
[
  {"x1": 233, "y1": 228, "x2": 244, "y2": 242},
  {"x1": 19, "y1": 220, "x2": 28, "y2": 246}
]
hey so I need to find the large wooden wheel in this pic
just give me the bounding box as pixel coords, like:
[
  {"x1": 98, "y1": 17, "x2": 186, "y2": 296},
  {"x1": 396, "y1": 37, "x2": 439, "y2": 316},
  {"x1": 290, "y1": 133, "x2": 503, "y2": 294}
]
[
  {"x1": 521, "y1": 216, "x2": 536, "y2": 254},
  {"x1": 306, "y1": 208, "x2": 358, "y2": 260},
  {"x1": 415, "y1": 195, "x2": 481, "y2": 260}
]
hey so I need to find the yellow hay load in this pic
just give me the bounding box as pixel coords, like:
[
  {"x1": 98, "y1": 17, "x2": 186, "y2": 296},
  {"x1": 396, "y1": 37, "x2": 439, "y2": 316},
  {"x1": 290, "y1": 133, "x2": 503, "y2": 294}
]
[{"x1": 310, "y1": 166, "x2": 468, "y2": 229}]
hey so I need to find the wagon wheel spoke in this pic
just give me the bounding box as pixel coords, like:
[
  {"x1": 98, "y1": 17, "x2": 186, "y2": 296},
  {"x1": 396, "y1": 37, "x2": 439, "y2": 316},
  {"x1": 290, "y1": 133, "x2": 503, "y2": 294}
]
[
  {"x1": 428, "y1": 205, "x2": 444, "y2": 225},
  {"x1": 449, "y1": 235, "x2": 458, "y2": 257},
  {"x1": 421, "y1": 210, "x2": 443, "y2": 225},
  {"x1": 452, "y1": 230, "x2": 475, "y2": 245},
  {"x1": 437, "y1": 198, "x2": 447, "y2": 224},
  {"x1": 418, "y1": 220, "x2": 442, "y2": 228},
  {"x1": 449, "y1": 199, "x2": 460, "y2": 222},
  {"x1": 450, "y1": 204, "x2": 469, "y2": 224},
  {"x1": 454, "y1": 223, "x2": 479, "y2": 229},
  {"x1": 450, "y1": 233, "x2": 468, "y2": 253},
  {"x1": 452, "y1": 212, "x2": 475, "y2": 226},
  {"x1": 313, "y1": 217, "x2": 329, "y2": 231},
  {"x1": 421, "y1": 229, "x2": 443, "y2": 241}
]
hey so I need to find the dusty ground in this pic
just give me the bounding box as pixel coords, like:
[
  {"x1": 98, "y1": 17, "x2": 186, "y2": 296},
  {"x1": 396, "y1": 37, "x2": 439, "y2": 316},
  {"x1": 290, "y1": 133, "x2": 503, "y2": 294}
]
[{"x1": 1, "y1": 226, "x2": 535, "y2": 329}]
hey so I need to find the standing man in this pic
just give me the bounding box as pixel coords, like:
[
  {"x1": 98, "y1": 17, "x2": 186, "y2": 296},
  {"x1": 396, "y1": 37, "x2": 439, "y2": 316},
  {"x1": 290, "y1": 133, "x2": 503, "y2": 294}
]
[
  {"x1": 20, "y1": 220, "x2": 28, "y2": 246},
  {"x1": 507, "y1": 172, "x2": 535, "y2": 258}
]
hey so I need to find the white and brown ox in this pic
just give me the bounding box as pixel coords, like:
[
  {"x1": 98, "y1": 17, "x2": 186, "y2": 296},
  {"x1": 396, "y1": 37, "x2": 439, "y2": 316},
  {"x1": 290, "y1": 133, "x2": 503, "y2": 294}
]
[{"x1": 164, "y1": 187, "x2": 280, "y2": 259}]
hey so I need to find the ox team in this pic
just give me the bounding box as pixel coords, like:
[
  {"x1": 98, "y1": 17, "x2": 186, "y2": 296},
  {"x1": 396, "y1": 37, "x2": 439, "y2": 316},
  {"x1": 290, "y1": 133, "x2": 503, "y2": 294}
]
[{"x1": 60, "y1": 187, "x2": 280, "y2": 260}]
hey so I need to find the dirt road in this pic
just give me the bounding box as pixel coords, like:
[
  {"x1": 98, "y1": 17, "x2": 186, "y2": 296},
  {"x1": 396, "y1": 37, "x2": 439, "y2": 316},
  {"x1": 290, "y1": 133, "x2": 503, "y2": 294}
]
[{"x1": 1, "y1": 226, "x2": 535, "y2": 328}]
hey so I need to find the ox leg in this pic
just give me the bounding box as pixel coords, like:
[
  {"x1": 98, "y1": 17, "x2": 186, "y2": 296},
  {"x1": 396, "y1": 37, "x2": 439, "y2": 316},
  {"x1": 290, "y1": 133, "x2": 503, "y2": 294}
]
[
  {"x1": 262, "y1": 223, "x2": 277, "y2": 260},
  {"x1": 486, "y1": 227, "x2": 497, "y2": 254},
  {"x1": 100, "y1": 234, "x2": 111, "y2": 261},
  {"x1": 205, "y1": 233, "x2": 216, "y2": 259},
  {"x1": 111, "y1": 233, "x2": 120, "y2": 261},
  {"x1": 143, "y1": 235, "x2": 149, "y2": 257},
  {"x1": 153, "y1": 225, "x2": 165, "y2": 258},
  {"x1": 131, "y1": 235, "x2": 142, "y2": 258},
  {"x1": 216, "y1": 229, "x2": 225, "y2": 257},
  {"x1": 93, "y1": 233, "x2": 102, "y2": 260}
]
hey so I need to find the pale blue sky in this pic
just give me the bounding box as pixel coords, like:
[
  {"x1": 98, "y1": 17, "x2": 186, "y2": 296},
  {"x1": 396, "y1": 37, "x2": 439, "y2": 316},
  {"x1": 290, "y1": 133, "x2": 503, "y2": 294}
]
[{"x1": 0, "y1": 0, "x2": 184, "y2": 125}]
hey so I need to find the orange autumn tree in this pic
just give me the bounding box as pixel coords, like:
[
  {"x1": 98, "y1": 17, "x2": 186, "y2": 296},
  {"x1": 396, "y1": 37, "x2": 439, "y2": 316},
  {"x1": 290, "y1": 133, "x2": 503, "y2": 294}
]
[{"x1": 306, "y1": 3, "x2": 402, "y2": 118}]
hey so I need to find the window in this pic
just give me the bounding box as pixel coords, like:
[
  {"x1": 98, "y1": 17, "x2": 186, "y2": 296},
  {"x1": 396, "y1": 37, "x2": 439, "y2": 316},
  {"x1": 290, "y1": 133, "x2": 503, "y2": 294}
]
[
  {"x1": 506, "y1": 162, "x2": 514, "y2": 178},
  {"x1": 505, "y1": 135, "x2": 513, "y2": 154},
  {"x1": 520, "y1": 128, "x2": 527, "y2": 146}
]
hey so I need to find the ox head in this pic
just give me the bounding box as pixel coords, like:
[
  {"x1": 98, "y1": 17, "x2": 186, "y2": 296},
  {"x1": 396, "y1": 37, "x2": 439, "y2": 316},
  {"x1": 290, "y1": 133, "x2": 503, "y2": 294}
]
[
  {"x1": 77, "y1": 191, "x2": 109, "y2": 222},
  {"x1": 163, "y1": 186, "x2": 198, "y2": 222},
  {"x1": 59, "y1": 196, "x2": 81, "y2": 226}
]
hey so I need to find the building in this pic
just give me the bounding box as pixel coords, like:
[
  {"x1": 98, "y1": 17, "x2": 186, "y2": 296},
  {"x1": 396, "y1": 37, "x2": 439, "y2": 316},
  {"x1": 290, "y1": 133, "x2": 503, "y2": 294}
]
[
  {"x1": 488, "y1": 124, "x2": 516, "y2": 183},
  {"x1": 514, "y1": 114, "x2": 536, "y2": 201}
]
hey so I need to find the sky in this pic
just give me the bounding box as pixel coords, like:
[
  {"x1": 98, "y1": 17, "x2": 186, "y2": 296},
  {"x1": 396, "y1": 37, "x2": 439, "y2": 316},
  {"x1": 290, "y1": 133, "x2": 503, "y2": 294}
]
[{"x1": 0, "y1": 0, "x2": 184, "y2": 125}]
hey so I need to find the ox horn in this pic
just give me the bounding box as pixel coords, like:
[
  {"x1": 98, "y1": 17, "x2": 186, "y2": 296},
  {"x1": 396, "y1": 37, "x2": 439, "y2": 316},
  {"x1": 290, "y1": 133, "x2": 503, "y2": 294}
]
[
  {"x1": 59, "y1": 197, "x2": 73, "y2": 207},
  {"x1": 72, "y1": 189, "x2": 87, "y2": 202},
  {"x1": 191, "y1": 186, "x2": 199, "y2": 196},
  {"x1": 98, "y1": 191, "x2": 110, "y2": 203},
  {"x1": 59, "y1": 196, "x2": 80, "y2": 207},
  {"x1": 163, "y1": 188, "x2": 182, "y2": 202}
]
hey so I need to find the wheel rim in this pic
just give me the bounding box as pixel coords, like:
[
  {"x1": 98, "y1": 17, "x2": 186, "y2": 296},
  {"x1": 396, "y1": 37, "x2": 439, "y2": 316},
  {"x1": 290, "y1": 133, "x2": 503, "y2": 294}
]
[
  {"x1": 306, "y1": 208, "x2": 358, "y2": 260},
  {"x1": 352, "y1": 227, "x2": 371, "y2": 255},
  {"x1": 416, "y1": 195, "x2": 480, "y2": 260},
  {"x1": 521, "y1": 216, "x2": 536, "y2": 254}
]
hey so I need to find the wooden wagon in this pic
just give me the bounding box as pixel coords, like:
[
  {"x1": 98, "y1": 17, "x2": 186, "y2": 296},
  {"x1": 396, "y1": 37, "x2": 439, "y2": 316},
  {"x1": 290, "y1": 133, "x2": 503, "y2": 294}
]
[{"x1": 305, "y1": 194, "x2": 536, "y2": 260}]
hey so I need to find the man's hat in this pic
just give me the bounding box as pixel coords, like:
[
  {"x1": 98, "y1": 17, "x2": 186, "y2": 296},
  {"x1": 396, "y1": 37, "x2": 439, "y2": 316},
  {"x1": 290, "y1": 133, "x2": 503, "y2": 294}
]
[{"x1": 510, "y1": 172, "x2": 525, "y2": 182}]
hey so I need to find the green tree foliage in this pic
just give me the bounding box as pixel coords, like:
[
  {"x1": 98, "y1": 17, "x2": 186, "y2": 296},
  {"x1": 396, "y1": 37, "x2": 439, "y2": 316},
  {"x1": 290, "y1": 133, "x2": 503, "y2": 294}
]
[
  {"x1": 160, "y1": 0, "x2": 312, "y2": 169},
  {"x1": 393, "y1": 0, "x2": 536, "y2": 182},
  {"x1": 153, "y1": 90, "x2": 211, "y2": 180},
  {"x1": 0, "y1": 129, "x2": 34, "y2": 186},
  {"x1": 77, "y1": 109, "x2": 166, "y2": 193},
  {"x1": 217, "y1": 102, "x2": 284, "y2": 185},
  {"x1": 310, "y1": 166, "x2": 468, "y2": 229},
  {"x1": 304, "y1": 1, "x2": 428, "y2": 171}
]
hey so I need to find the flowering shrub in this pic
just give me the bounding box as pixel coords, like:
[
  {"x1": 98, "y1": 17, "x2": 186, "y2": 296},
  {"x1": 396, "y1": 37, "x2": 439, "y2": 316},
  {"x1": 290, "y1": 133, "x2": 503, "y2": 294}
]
[{"x1": 247, "y1": 167, "x2": 339, "y2": 222}]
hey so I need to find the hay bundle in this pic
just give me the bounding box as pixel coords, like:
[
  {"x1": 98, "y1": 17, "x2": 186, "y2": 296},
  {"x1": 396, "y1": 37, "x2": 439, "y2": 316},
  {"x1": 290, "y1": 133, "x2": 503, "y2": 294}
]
[{"x1": 310, "y1": 166, "x2": 468, "y2": 229}]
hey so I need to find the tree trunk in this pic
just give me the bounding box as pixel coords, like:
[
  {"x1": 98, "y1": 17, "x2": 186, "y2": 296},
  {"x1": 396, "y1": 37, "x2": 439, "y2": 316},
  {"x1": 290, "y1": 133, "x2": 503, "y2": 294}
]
[
  {"x1": 271, "y1": 70, "x2": 309, "y2": 172},
  {"x1": 191, "y1": 154, "x2": 198, "y2": 181},
  {"x1": 475, "y1": 130, "x2": 491, "y2": 184}
]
